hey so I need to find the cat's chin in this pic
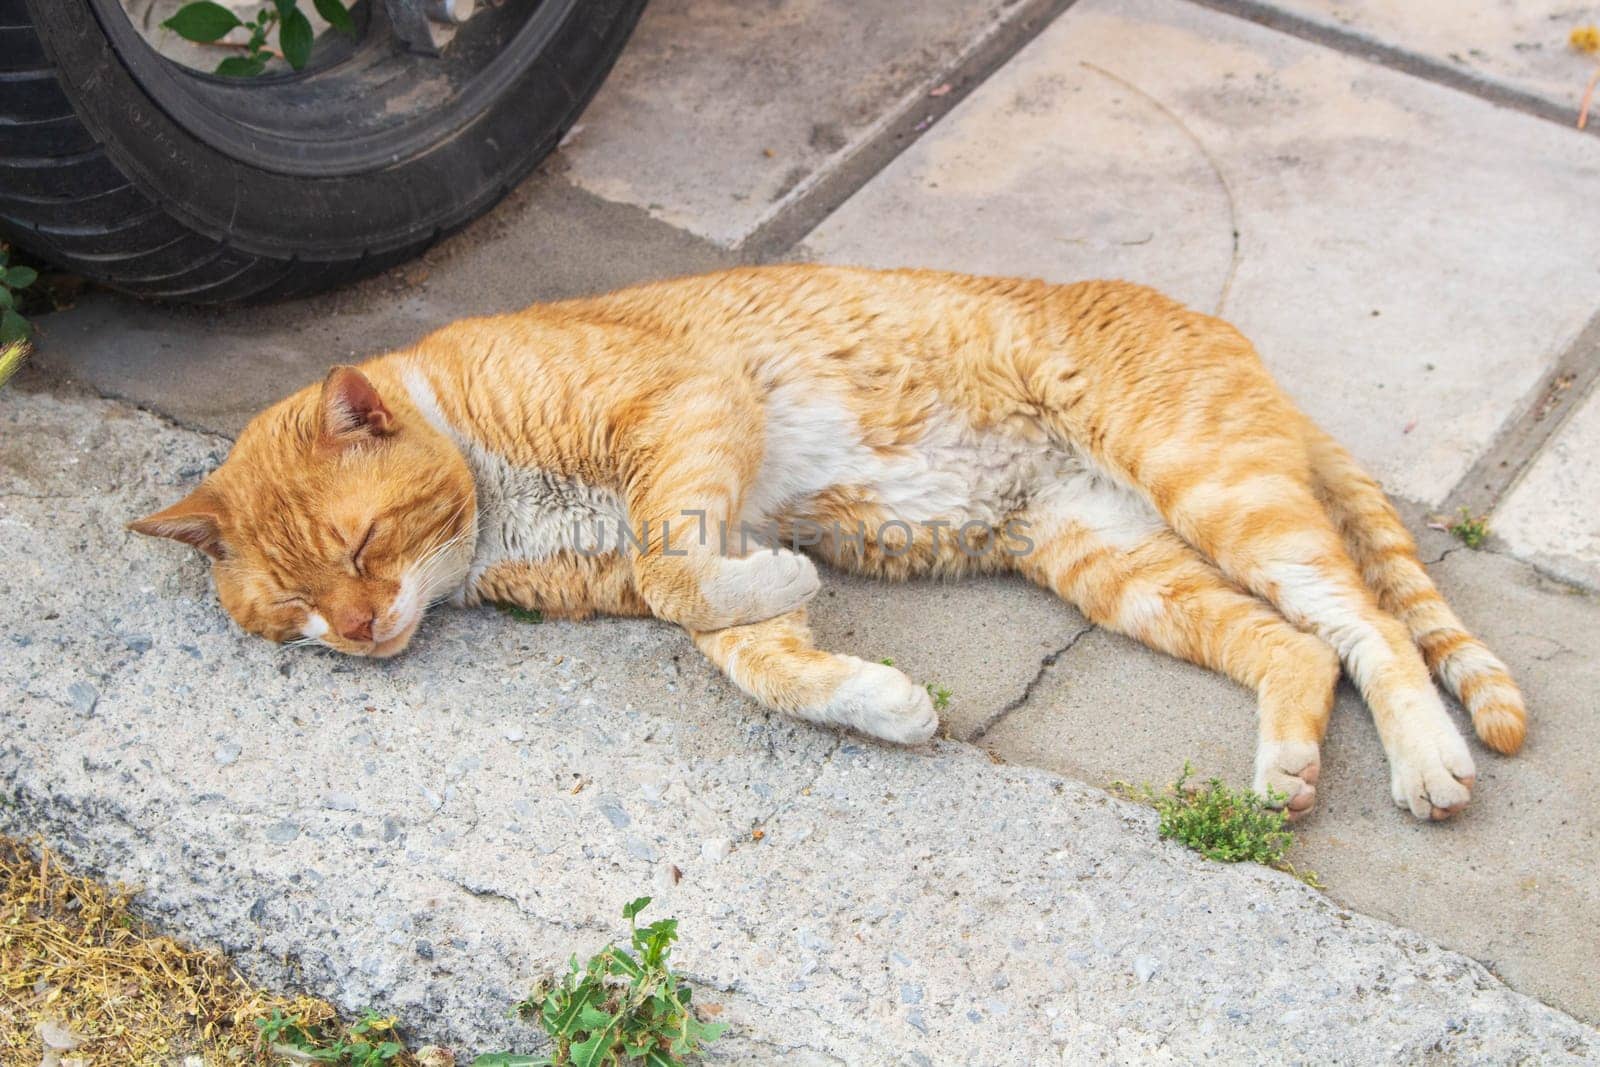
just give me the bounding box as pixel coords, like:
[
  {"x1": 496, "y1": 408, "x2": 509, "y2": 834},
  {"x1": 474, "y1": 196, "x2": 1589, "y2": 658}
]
[{"x1": 369, "y1": 621, "x2": 420, "y2": 659}]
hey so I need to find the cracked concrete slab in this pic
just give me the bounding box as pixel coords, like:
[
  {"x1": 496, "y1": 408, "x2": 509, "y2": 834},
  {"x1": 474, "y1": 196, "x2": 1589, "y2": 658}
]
[
  {"x1": 979, "y1": 511, "x2": 1600, "y2": 1024},
  {"x1": 802, "y1": 0, "x2": 1600, "y2": 505},
  {"x1": 555, "y1": 0, "x2": 1063, "y2": 248},
  {"x1": 1228, "y1": 0, "x2": 1600, "y2": 119},
  {"x1": 1494, "y1": 379, "x2": 1600, "y2": 590},
  {"x1": 7, "y1": 382, "x2": 1600, "y2": 1061}
]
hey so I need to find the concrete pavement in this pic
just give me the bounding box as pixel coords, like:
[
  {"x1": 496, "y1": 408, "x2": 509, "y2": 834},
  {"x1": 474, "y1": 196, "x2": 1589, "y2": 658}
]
[
  {"x1": 4, "y1": 385, "x2": 1597, "y2": 1063},
  {"x1": 10, "y1": 0, "x2": 1600, "y2": 1057}
]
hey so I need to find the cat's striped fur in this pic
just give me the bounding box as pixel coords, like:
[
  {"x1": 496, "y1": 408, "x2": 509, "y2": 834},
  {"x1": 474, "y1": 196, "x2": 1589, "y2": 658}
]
[{"x1": 131, "y1": 266, "x2": 1525, "y2": 820}]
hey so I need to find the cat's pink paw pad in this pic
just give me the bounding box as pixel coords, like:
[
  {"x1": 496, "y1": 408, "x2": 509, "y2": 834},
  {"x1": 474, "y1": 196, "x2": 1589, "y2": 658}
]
[
  {"x1": 826, "y1": 662, "x2": 938, "y2": 745},
  {"x1": 1389, "y1": 724, "x2": 1476, "y2": 821},
  {"x1": 1254, "y1": 740, "x2": 1321, "y2": 822}
]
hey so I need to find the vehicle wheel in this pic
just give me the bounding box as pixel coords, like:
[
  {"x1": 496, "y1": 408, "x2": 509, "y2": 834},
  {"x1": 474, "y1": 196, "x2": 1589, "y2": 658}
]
[{"x1": 0, "y1": 0, "x2": 643, "y2": 303}]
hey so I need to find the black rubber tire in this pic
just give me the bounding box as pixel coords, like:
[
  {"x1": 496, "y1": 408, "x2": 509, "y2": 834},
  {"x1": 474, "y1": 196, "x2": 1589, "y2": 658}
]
[{"x1": 0, "y1": 0, "x2": 643, "y2": 303}]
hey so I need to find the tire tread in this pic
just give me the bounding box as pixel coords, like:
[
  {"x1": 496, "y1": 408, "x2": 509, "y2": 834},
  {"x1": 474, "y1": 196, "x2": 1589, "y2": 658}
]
[{"x1": 0, "y1": 0, "x2": 645, "y2": 305}]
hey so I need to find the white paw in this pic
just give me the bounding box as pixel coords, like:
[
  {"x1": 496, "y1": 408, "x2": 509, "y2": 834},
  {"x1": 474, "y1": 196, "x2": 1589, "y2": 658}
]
[
  {"x1": 824, "y1": 661, "x2": 938, "y2": 745},
  {"x1": 1388, "y1": 717, "x2": 1476, "y2": 821},
  {"x1": 706, "y1": 548, "x2": 820, "y2": 625},
  {"x1": 1253, "y1": 739, "x2": 1320, "y2": 822}
]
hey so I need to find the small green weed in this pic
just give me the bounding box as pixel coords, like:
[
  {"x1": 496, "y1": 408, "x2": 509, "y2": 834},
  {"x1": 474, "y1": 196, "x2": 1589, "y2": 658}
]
[
  {"x1": 483, "y1": 897, "x2": 724, "y2": 1067},
  {"x1": 1114, "y1": 764, "x2": 1321, "y2": 886},
  {"x1": 1447, "y1": 507, "x2": 1490, "y2": 549},
  {"x1": 879, "y1": 657, "x2": 894, "y2": 666},
  {"x1": 1, "y1": 244, "x2": 38, "y2": 344},
  {"x1": 256, "y1": 1006, "x2": 407, "y2": 1066},
  {"x1": 496, "y1": 602, "x2": 545, "y2": 624},
  {"x1": 924, "y1": 683, "x2": 952, "y2": 711}
]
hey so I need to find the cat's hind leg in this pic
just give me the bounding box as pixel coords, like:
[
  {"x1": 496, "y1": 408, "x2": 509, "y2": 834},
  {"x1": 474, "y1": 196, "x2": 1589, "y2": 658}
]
[
  {"x1": 1019, "y1": 476, "x2": 1341, "y2": 819},
  {"x1": 1136, "y1": 422, "x2": 1476, "y2": 821},
  {"x1": 1304, "y1": 426, "x2": 1526, "y2": 754},
  {"x1": 691, "y1": 611, "x2": 938, "y2": 744}
]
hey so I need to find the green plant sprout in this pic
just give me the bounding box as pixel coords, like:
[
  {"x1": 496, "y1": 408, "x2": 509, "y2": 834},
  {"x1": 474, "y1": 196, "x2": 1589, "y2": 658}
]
[
  {"x1": 480, "y1": 897, "x2": 725, "y2": 1067},
  {"x1": 256, "y1": 1007, "x2": 405, "y2": 1066},
  {"x1": 164, "y1": 0, "x2": 353, "y2": 76},
  {"x1": 0, "y1": 243, "x2": 38, "y2": 344}
]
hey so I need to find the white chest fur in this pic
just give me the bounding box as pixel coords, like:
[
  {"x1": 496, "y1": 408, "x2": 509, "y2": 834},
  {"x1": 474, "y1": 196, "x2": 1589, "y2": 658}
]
[{"x1": 403, "y1": 368, "x2": 628, "y2": 600}]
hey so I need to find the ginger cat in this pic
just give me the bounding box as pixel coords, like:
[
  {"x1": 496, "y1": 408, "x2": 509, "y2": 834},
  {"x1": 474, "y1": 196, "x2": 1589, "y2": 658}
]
[{"x1": 131, "y1": 266, "x2": 1526, "y2": 821}]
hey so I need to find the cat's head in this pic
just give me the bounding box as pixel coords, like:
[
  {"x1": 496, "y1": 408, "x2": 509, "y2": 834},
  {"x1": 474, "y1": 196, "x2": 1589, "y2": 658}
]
[{"x1": 131, "y1": 365, "x2": 476, "y2": 658}]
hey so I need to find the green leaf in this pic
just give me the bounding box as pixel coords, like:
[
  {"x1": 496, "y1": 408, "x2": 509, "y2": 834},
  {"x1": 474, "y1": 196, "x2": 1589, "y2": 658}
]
[
  {"x1": 6, "y1": 265, "x2": 35, "y2": 290},
  {"x1": 570, "y1": 1025, "x2": 618, "y2": 1067},
  {"x1": 312, "y1": 0, "x2": 355, "y2": 34},
  {"x1": 279, "y1": 6, "x2": 314, "y2": 69},
  {"x1": 1, "y1": 309, "x2": 30, "y2": 344},
  {"x1": 163, "y1": 1, "x2": 243, "y2": 42},
  {"x1": 643, "y1": 1050, "x2": 679, "y2": 1067},
  {"x1": 470, "y1": 1055, "x2": 546, "y2": 1067},
  {"x1": 495, "y1": 602, "x2": 543, "y2": 624},
  {"x1": 622, "y1": 896, "x2": 651, "y2": 921},
  {"x1": 574, "y1": 1004, "x2": 615, "y2": 1031},
  {"x1": 215, "y1": 54, "x2": 268, "y2": 77},
  {"x1": 605, "y1": 948, "x2": 643, "y2": 980},
  {"x1": 545, "y1": 985, "x2": 598, "y2": 1034},
  {"x1": 0, "y1": 288, "x2": 12, "y2": 311}
]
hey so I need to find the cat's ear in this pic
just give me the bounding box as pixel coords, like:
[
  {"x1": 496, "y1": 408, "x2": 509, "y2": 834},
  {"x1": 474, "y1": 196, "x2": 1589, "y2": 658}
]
[
  {"x1": 319, "y1": 365, "x2": 394, "y2": 445},
  {"x1": 129, "y1": 487, "x2": 228, "y2": 560}
]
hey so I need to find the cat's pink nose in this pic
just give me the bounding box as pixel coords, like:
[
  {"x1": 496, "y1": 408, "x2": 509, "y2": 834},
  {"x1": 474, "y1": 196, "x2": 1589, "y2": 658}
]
[{"x1": 334, "y1": 609, "x2": 375, "y2": 643}]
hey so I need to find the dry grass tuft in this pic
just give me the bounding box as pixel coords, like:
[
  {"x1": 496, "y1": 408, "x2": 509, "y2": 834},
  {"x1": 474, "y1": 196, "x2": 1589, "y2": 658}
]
[{"x1": 0, "y1": 833, "x2": 346, "y2": 1066}]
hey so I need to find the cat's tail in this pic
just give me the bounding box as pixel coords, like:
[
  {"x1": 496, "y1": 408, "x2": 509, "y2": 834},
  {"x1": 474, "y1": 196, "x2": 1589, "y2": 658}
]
[{"x1": 1302, "y1": 423, "x2": 1526, "y2": 754}]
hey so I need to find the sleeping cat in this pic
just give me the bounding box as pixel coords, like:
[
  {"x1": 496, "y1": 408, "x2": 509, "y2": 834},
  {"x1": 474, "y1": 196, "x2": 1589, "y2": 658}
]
[{"x1": 130, "y1": 266, "x2": 1526, "y2": 821}]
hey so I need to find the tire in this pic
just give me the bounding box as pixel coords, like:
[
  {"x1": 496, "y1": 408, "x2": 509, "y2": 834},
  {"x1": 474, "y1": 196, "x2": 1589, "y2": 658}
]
[{"x1": 0, "y1": 0, "x2": 644, "y2": 303}]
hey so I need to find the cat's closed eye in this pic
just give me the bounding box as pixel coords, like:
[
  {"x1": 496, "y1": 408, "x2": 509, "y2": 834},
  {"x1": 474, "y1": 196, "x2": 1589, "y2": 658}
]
[{"x1": 350, "y1": 522, "x2": 378, "y2": 575}]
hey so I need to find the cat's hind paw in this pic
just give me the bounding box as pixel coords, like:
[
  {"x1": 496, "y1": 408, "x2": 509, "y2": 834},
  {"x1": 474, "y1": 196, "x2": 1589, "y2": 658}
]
[
  {"x1": 825, "y1": 661, "x2": 938, "y2": 745},
  {"x1": 1254, "y1": 739, "x2": 1320, "y2": 822},
  {"x1": 1389, "y1": 723, "x2": 1475, "y2": 821}
]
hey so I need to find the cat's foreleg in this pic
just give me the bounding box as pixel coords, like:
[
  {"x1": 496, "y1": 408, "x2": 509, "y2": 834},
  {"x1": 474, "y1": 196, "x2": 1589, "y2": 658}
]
[
  {"x1": 690, "y1": 610, "x2": 937, "y2": 744},
  {"x1": 621, "y1": 388, "x2": 820, "y2": 631},
  {"x1": 1020, "y1": 480, "x2": 1340, "y2": 819}
]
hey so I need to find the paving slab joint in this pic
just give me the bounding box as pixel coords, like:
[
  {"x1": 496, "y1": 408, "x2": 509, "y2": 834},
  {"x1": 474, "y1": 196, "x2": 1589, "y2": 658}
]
[
  {"x1": 1183, "y1": 0, "x2": 1600, "y2": 136},
  {"x1": 17, "y1": 371, "x2": 237, "y2": 448},
  {"x1": 738, "y1": 0, "x2": 1078, "y2": 259},
  {"x1": 1443, "y1": 310, "x2": 1600, "y2": 522}
]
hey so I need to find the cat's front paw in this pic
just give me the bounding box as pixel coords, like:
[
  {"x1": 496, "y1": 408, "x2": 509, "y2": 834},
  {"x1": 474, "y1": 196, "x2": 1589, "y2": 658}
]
[
  {"x1": 704, "y1": 548, "x2": 820, "y2": 626},
  {"x1": 824, "y1": 661, "x2": 938, "y2": 745},
  {"x1": 1388, "y1": 719, "x2": 1475, "y2": 821}
]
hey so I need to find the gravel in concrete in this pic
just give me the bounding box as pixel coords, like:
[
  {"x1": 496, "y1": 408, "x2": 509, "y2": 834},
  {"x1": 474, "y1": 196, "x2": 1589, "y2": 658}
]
[
  {"x1": 1495, "y1": 381, "x2": 1600, "y2": 589},
  {"x1": 803, "y1": 0, "x2": 1600, "y2": 505},
  {"x1": 6, "y1": 386, "x2": 1598, "y2": 1063}
]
